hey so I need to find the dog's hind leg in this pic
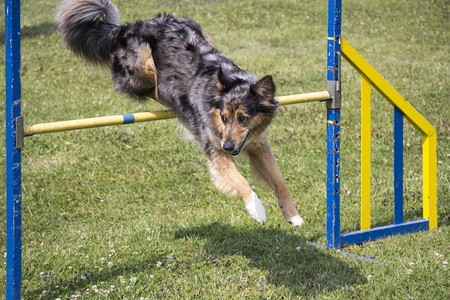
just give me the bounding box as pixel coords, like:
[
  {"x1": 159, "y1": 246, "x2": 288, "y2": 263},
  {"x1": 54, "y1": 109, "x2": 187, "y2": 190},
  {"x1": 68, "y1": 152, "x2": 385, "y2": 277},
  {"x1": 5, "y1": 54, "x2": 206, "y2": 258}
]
[
  {"x1": 246, "y1": 136, "x2": 304, "y2": 227},
  {"x1": 207, "y1": 150, "x2": 266, "y2": 225}
]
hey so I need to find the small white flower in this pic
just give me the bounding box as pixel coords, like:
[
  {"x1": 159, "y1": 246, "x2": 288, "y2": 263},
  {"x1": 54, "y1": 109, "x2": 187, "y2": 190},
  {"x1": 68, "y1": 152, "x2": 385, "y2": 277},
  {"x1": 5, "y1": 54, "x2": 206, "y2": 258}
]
[
  {"x1": 443, "y1": 261, "x2": 448, "y2": 267},
  {"x1": 130, "y1": 277, "x2": 137, "y2": 284},
  {"x1": 367, "y1": 274, "x2": 373, "y2": 281},
  {"x1": 108, "y1": 261, "x2": 113, "y2": 268},
  {"x1": 407, "y1": 269, "x2": 413, "y2": 274},
  {"x1": 68, "y1": 266, "x2": 72, "y2": 270},
  {"x1": 409, "y1": 262, "x2": 415, "y2": 267},
  {"x1": 434, "y1": 252, "x2": 443, "y2": 258},
  {"x1": 126, "y1": 285, "x2": 131, "y2": 291},
  {"x1": 100, "y1": 257, "x2": 105, "y2": 263},
  {"x1": 156, "y1": 261, "x2": 163, "y2": 268}
]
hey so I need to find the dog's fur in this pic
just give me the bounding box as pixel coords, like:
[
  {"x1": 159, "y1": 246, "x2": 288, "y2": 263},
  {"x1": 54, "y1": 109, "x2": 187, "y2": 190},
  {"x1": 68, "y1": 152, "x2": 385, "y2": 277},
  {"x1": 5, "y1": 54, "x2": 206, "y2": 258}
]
[{"x1": 55, "y1": 0, "x2": 303, "y2": 226}]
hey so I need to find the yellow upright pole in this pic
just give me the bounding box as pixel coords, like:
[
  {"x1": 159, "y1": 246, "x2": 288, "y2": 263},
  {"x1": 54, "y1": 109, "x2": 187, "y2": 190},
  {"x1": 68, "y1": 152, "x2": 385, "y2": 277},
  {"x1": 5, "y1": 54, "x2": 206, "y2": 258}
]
[
  {"x1": 361, "y1": 75, "x2": 371, "y2": 230},
  {"x1": 423, "y1": 132, "x2": 438, "y2": 230}
]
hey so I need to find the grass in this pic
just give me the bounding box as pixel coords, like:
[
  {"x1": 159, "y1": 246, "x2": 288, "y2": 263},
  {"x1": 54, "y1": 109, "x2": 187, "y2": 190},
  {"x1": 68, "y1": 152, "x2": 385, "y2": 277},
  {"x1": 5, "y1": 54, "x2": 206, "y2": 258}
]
[{"x1": 1, "y1": 0, "x2": 449, "y2": 298}]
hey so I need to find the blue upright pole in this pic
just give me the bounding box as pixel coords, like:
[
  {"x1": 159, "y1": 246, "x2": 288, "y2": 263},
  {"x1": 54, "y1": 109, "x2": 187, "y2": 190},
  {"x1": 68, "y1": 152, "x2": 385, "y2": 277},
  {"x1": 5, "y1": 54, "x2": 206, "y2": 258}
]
[
  {"x1": 5, "y1": 0, "x2": 22, "y2": 299},
  {"x1": 326, "y1": 109, "x2": 341, "y2": 248},
  {"x1": 326, "y1": 0, "x2": 342, "y2": 249},
  {"x1": 393, "y1": 107, "x2": 404, "y2": 224}
]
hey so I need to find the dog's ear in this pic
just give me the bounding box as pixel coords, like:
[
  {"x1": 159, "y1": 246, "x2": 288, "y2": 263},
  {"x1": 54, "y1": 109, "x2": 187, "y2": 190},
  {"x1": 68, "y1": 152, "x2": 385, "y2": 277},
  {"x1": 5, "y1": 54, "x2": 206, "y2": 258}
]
[
  {"x1": 251, "y1": 75, "x2": 278, "y2": 114},
  {"x1": 216, "y1": 66, "x2": 234, "y2": 92},
  {"x1": 251, "y1": 75, "x2": 276, "y2": 99},
  {"x1": 217, "y1": 66, "x2": 226, "y2": 91}
]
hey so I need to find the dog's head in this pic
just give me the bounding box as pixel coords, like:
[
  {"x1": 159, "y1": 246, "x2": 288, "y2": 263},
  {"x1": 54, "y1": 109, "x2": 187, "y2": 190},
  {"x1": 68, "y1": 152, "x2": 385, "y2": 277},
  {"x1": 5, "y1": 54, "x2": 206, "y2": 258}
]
[{"x1": 211, "y1": 67, "x2": 278, "y2": 155}]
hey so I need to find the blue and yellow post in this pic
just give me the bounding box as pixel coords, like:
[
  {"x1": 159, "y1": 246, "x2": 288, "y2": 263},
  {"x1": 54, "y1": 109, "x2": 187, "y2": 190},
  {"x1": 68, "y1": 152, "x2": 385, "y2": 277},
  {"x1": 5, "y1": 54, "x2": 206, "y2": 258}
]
[{"x1": 326, "y1": 0, "x2": 342, "y2": 249}]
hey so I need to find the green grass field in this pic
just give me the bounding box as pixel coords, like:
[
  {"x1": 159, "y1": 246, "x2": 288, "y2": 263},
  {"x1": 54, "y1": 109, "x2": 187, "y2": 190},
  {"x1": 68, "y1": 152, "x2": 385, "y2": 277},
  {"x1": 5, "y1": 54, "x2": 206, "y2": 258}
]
[{"x1": 1, "y1": 0, "x2": 449, "y2": 298}]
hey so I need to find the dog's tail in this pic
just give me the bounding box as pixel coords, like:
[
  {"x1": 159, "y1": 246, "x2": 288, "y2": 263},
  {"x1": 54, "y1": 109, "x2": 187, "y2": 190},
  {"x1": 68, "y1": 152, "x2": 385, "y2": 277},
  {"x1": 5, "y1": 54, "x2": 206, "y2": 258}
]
[{"x1": 55, "y1": 0, "x2": 121, "y2": 66}]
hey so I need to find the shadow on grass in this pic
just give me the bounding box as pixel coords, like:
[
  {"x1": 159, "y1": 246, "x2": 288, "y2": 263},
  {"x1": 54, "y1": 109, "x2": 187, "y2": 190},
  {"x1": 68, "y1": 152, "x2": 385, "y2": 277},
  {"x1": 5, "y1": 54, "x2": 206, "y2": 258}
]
[
  {"x1": 172, "y1": 222, "x2": 366, "y2": 297},
  {"x1": 24, "y1": 223, "x2": 365, "y2": 298},
  {"x1": 1, "y1": 22, "x2": 56, "y2": 44}
]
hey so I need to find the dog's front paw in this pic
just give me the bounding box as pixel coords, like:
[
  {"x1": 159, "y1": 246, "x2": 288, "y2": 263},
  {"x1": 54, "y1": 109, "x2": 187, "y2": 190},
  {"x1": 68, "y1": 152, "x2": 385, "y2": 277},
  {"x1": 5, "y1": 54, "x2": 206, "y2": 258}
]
[
  {"x1": 245, "y1": 192, "x2": 266, "y2": 225},
  {"x1": 286, "y1": 215, "x2": 305, "y2": 227}
]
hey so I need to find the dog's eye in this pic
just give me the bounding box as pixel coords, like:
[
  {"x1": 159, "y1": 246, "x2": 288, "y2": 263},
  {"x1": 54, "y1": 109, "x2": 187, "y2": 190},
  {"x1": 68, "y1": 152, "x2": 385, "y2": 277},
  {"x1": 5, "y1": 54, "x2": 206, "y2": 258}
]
[
  {"x1": 221, "y1": 115, "x2": 228, "y2": 124},
  {"x1": 237, "y1": 115, "x2": 248, "y2": 124}
]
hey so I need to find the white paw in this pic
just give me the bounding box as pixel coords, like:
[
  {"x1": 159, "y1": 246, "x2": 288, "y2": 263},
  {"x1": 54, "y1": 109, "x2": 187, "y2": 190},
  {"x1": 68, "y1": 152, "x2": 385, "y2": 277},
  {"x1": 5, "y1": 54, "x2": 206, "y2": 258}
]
[
  {"x1": 287, "y1": 215, "x2": 304, "y2": 227},
  {"x1": 245, "y1": 192, "x2": 267, "y2": 225}
]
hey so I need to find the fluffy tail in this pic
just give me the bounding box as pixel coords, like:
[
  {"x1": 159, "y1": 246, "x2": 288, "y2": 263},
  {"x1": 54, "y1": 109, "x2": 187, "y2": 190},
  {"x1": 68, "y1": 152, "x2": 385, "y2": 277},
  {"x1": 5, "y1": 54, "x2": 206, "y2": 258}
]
[{"x1": 55, "y1": 0, "x2": 121, "y2": 65}]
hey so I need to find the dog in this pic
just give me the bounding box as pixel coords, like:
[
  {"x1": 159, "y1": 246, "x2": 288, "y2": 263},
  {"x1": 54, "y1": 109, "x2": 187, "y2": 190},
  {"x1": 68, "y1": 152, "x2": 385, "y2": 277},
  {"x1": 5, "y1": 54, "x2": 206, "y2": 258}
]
[{"x1": 55, "y1": 0, "x2": 304, "y2": 227}]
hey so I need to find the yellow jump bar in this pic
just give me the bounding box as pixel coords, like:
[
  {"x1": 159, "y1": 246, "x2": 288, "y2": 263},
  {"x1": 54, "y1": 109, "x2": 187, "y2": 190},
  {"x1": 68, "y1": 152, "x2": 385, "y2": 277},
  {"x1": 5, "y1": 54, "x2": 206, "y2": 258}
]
[{"x1": 23, "y1": 91, "x2": 329, "y2": 136}]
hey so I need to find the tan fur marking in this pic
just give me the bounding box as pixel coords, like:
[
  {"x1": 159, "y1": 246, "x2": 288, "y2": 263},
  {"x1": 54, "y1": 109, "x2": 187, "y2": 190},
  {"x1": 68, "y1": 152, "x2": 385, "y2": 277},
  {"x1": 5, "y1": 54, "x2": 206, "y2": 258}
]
[
  {"x1": 217, "y1": 81, "x2": 225, "y2": 92},
  {"x1": 212, "y1": 109, "x2": 224, "y2": 136},
  {"x1": 201, "y1": 29, "x2": 214, "y2": 47},
  {"x1": 208, "y1": 151, "x2": 253, "y2": 204},
  {"x1": 139, "y1": 45, "x2": 160, "y2": 102},
  {"x1": 234, "y1": 108, "x2": 247, "y2": 118}
]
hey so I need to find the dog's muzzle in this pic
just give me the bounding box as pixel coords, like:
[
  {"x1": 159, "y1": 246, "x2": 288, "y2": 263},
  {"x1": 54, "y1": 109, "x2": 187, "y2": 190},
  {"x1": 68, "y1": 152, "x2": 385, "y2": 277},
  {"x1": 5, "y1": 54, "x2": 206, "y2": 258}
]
[
  {"x1": 222, "y1": 141, "x2": 242, "y2": 156},
  {"x1": 222, "y1": 130, "x2": 251, "y2": 156}
]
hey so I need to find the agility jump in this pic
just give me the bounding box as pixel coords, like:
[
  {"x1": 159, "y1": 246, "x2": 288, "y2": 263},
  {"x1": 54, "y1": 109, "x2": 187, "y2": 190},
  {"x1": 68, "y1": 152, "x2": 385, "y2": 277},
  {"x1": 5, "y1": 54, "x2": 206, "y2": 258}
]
[
  {"x1": 5, "y1": 0, "x2": 437, "y2": 299},
  {"x1": 21, "y1": 92, "x2": 330, "y2": 136}
]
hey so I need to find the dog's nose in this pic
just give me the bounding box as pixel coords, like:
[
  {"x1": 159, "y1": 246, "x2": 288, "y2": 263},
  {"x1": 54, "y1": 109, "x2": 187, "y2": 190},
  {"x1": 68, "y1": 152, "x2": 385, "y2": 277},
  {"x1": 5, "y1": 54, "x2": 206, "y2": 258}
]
[{"x1": 222, "y1": 141, "x2": 235, "y2": 152}]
